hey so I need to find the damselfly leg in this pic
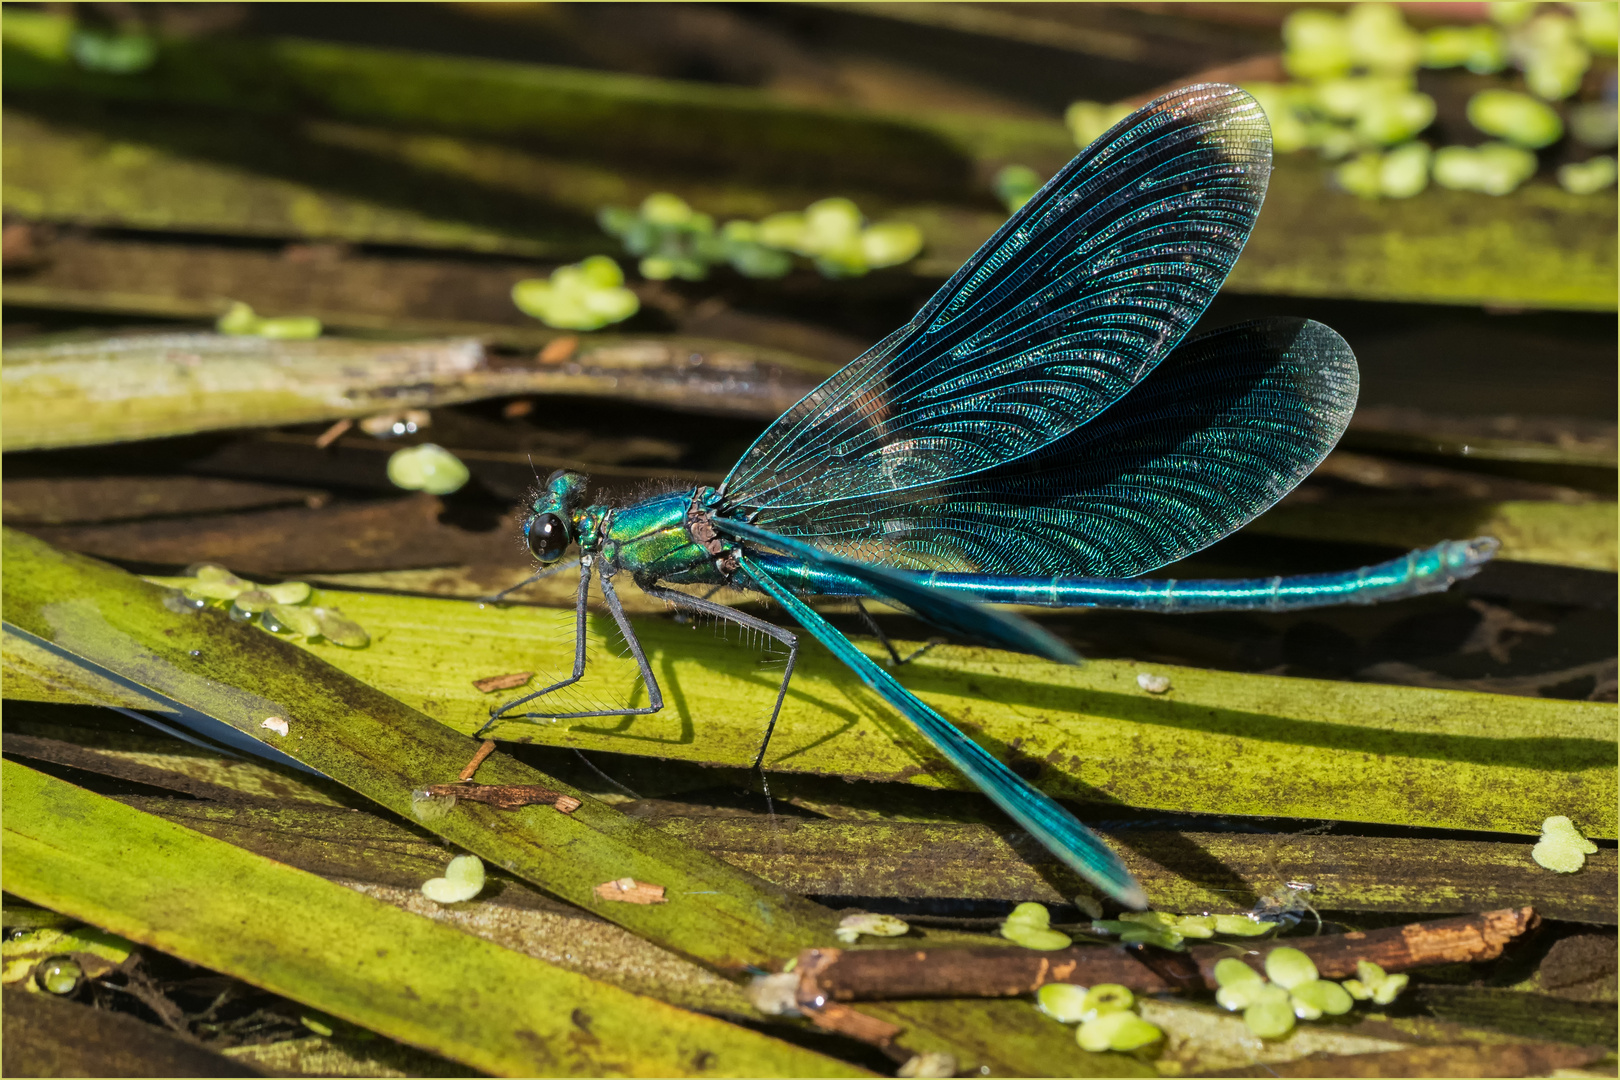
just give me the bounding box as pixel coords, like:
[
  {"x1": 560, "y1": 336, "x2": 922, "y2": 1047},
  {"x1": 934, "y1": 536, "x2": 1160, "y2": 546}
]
[
  {"x1": 851, "y1": 598, "x2": 947, "y2": 667},
  {"x1": 639, "y1": 582, "x2": 799, "y2": 770},
  {"x1": 479, "y1": 556, "x2": 665, "y2": 734},
  {"x1": 480, "y1": 559, "x2": 800, "y2": 775}
]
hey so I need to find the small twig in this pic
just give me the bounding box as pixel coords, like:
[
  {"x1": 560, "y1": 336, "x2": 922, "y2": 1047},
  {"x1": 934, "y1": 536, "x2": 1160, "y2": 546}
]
[
  {"x1": 313, "y1": 417, "x2": 352, "y2": 449},
  {"x1": 795, "y1": 908, "x2": 1540, "y2": 1003},
  {"x1": 110, "y1": 955, "x2": 192, "y2": 1035},
  {"x1": 457, "y1": 740, "x2": 498, "y2": 781}
]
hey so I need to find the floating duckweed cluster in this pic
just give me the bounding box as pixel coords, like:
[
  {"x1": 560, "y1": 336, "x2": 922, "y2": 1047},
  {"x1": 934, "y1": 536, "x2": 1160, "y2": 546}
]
[
  {"x1": 598, "y1": 192, "x2": 923, "y2": 282},
  {"x1": 216, "y1": 300, "x2": 322, "y2": 339},
  {"x1": 1034, "y1": 982, "x2": 1165, "y2": 1054},
  {"x1": 421, "y1": 854, "x2": 485, "y2": 904},
  {"x1": 1430, "y1": 141, "x2": 1540, "y2": 193},
  {"x1": 69, "y1": 26, "x2": 156, "y2": 73},
  {"x1": 1000, "y1": 902, "x2": 1073, "y2": 950},
  {"x1": 1214, "y1": 950, "x2": 1402, "y2": 1040},
  {"x1": 1557, "y1": 152, "x2": 1618, "y2": 190},
  {"x1": 1340, "y1": 958, "x2": 1411, "y2": 1004},
  {"x1": 387, "y1": 442, "x2": 471, "y2": 495},
  {"x1": 1065, "y1": 101, "x2": 1135, "y2": 149},
  {"x1": 152, "y1": 564, "x2": 369, "y2": 648},
  {"x1": 834, "y1": 912, "x2": 910, "y2": 944},
  {"x1": 1532, "y1": 814, "x2": 1600, "y2": 871},
  {"x1": 511, "y1": 255, "x2": 640, "y2": 331},
  {"x1": 992, "y1": 164, "x2": 1044, "y2": 212},
  {"x1": 1062, "y1": 3, "x2": 1617, "y2": 200},
  {"x1": 1090, "y1": 909, "x2": 1277, "y2": 951}
]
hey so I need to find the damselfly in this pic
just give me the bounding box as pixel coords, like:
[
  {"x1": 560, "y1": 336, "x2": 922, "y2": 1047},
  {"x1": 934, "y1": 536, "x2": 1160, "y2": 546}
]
[{"x1": 484, "y1": 84, "x2": 1496, "y2": 908}]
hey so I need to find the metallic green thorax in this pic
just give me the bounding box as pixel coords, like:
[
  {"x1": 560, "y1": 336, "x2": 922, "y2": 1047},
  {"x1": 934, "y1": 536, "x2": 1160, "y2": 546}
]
[{"x1": 526, "y1": 472, "x2": 727, "y2": 586}]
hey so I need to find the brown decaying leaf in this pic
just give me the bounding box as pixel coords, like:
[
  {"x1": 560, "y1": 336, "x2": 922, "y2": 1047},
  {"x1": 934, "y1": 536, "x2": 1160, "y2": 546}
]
[
  {"x1": 471, "y1": 671, "x2": 534, "y2": 693},
  {"x1": 593, "y1": 878, "x2": 668, "y2": 905}
]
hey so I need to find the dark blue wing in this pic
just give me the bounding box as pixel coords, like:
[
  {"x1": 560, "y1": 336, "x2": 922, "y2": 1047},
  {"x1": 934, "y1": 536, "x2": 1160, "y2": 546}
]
[
  {"x1": 740, "y1": 317, "x2": 1359, "y2": 577},
  {"x1": 723, "y1": 83, "x2": 1271, "y2": 515},
  {"x1": 714, "y1": 518, "x2": 1079, "y2": 663}
]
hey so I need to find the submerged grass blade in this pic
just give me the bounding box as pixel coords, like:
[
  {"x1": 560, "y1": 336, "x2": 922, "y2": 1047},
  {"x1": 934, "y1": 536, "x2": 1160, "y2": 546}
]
[{"x1": 0, "y1": 760, "x2": 867, "y2": 1078}]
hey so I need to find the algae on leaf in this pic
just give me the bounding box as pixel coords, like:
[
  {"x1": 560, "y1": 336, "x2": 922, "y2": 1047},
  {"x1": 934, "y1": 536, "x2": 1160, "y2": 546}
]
[{"x1": 2, "y1": 760, "x2": 869, "y2": 1078}]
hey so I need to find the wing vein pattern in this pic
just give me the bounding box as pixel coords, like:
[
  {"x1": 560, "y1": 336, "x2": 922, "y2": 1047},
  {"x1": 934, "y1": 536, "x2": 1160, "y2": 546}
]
[
  {"x1": 723, "y1": 83, "x2": 1273, "y2": 523},
  {"x1": 736, "y1": 317, "x2": 1358, "y2": 578}
]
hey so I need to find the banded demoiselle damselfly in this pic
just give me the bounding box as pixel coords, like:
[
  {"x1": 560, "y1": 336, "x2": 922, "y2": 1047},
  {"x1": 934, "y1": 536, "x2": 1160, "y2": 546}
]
[{"x1": 485, "y1": 84, "x2": 1497, "y2": 908}]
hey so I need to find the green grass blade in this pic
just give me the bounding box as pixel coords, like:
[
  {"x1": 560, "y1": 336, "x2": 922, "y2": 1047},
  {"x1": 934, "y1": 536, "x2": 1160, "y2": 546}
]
[
  {"x1": 0, "y1": 527, "x2": 840, "y2": 970},
  {"x1": 227, "y1": 583, "x2": 1613, "y2": 838},
  {"x1": 2, "y1": 529, "x2": 1132, "y2": 1076},
  {"x1": 0, "y1": 332, "x2": 823, "y2": 452},
  {"x1": 0, "y1": 759, "x2": 868, "y2": 1078},
  {"x1": 1250, "y1": 499, "x2": 1618, "y2": 571},
  {"x1": 5, "y1": 10, "x2": 1615, "y2": 310}
]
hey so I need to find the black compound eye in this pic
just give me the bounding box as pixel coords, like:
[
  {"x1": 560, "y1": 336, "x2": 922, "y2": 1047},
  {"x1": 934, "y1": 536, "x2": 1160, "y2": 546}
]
[{"x1": 526, "y1": 513, "x2": 570, "y2": 562}]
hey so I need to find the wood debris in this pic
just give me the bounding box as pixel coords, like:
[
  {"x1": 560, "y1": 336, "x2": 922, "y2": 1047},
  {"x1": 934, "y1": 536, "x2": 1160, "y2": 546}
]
[
  {"x1": 798, "y1": 1000, "x2": 902, "y2": 1046},
  {"x1": 313, "y1": 418, "x2": 352, "y2": 449},
  {"x1": 537, "y1": 336, "x2": 579, "y2": 365},
  {"x1": 457, "y1": 739, "x2": 498, "y2": 781},
  {"x1": 795, "y1": 908, "x2": 1541, "y2": 1003},
  {"x1": 472, "y1": 671, "x2": 534, "y2": 693},
  {"x1": 593, "y1": 877, "x2": 667, "y2": 904}
]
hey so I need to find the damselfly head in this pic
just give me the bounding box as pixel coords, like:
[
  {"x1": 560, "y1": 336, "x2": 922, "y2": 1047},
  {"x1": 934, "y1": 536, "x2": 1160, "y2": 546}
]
[{"x1": 524, "y1": 470, "x2": 588, "y2": 563}]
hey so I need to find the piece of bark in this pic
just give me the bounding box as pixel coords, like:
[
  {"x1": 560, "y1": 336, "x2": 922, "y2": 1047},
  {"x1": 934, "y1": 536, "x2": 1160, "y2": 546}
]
[
  {"x1": 797, "y1": 908, "x2": 1539, "y2": 1003},
  {"x1": 1191, "y1": 1040, "x2": 1610, "y2": 1077},
  {"x1": 593, "y1": 877, "x2": 667, "y2": 904},
  {"x1": 471, "y1": 672, "x2": 534, "y2": 693},
  {"x1": 799, "y1": 1001, "x2": 902, "y2": 1046}
]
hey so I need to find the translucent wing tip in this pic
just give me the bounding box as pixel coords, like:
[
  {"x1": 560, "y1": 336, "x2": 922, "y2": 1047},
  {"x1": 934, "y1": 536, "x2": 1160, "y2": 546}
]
[{"x1": 1116, "y1": 881, "x2": 1151, "y2": 911}]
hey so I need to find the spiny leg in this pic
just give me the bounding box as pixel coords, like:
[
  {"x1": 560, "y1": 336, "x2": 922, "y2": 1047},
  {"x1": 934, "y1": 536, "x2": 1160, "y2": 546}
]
[
  {"x1": 479, "y1": 558, "x2": 591, "y2": 734},
  {"x1": 478, "y1": 557, "x2": 665, "y2": 735},
  {"x1": 852, "y1": 598, "x2": 946, "y2": 666},
  {"x1": 639, "y1": 582, "x2": 798, "y2": 771}
]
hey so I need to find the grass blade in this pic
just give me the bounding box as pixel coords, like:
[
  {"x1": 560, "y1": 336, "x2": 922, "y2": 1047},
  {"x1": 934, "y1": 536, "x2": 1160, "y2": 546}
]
[{"x1": 1, "y1": 759, "x2": 868, "y2": 1078}]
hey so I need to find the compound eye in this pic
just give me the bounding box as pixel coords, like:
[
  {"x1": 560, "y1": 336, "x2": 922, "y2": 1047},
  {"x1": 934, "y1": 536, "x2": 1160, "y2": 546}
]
[{"x1": 525, "y1": 513, "x2": 570, "y2": 562}]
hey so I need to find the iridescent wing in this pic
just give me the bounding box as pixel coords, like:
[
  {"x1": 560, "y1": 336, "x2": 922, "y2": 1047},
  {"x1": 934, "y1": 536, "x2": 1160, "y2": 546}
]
[
  {"x1": 741, "y1": 317, "x2": 1359, "y2": 577},
  {"x1": 723, "y1": 83, "x2": 1272, "y2": 515}
]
